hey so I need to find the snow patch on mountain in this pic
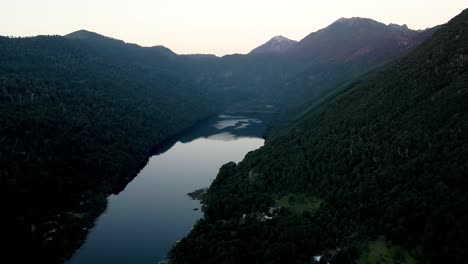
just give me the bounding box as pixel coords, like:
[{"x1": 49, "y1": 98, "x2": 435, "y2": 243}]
[{"x1": 250, "y1": 35, "x2": 298, "y2": 54}]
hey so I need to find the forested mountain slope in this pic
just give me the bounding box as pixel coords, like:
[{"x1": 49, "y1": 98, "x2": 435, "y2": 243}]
[
  {"x1": 0, "y1": 35, "x2": 216, "y2": 262},
  {"x1": 171, "y1": 9, "x2": 468, "y2": 264},
  {"x1": 192, "y1": 18, "x2": 436, "y2": 112},
  {"x1": 269, "y1": 18, "x2": 440, "y2": 109}
]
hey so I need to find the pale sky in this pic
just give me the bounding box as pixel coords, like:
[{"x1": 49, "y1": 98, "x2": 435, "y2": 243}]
[{"x1": 1, "y1": 0, "x2": 466, "y2": 56}]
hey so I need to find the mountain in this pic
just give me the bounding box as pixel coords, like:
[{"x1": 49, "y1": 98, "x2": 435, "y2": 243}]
[
  {"x1": 262, "y1": 17, "x2": 437, "y2": 110},
  {"x1": 194, "y1": 19, "x2": 436, "y2": 113},
  {"x1": 65, "y1": 29, "x2": 115, "y2": 40},
  {"x1": 292, "y1": 17, "x2": 424, "y2": 62},
  {"x1": 65, "y1": 30, "x2": 178, "y2": 66},
  {"x1": 0, "y1": 34, "x2": 217, "y2": 263},
  {"x1": 250, "y1": 35, "x2": 298, "y2": 54},
  {"x1": 170, "y1": 8, "x2": 468, "y2": 264}
]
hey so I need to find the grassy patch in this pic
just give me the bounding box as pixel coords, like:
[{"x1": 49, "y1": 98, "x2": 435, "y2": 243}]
[
  {"x1": 275, "y1": 193, "x2": 322, "y2": 215},
  {"x1": 357, "y1": 239, "x2": 417, "y2": 264}
]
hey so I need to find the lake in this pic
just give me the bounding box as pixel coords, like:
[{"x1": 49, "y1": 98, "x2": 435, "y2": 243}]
[{"x1": 67, "y1": 114, "x2": 270, "y2": 264}]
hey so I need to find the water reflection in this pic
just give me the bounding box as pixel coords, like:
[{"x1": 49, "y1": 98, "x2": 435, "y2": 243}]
[
  {"x1": 67, "y1": 114, "x2": 271, "y2": 264},
  {"x1": 152, "y1": 113, "x2": 272, "y2": 156},
  {"x1": 213, "y1": 117, "x2": 262, "y2": 130},
  {"x1": 207, "y1": 132, "x2": 236, "y2": 140}
]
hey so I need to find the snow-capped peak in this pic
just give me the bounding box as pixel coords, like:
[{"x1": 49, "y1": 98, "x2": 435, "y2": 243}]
[
  {"x1": 250, "y1": 35, "x2": 298, "y2": 54},
  {"x1": 271, "y1": 35, "x2": 291, "y2": 42}
]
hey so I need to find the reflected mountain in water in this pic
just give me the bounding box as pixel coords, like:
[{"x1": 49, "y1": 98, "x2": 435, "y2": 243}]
[{"x1": 152, "y1": 114, "x2": 273, "y2": 156}]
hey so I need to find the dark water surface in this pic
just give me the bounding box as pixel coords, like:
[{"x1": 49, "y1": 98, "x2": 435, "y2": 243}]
[{"x1": 67, "y1": 114, "x2": 269, "y2": 264}]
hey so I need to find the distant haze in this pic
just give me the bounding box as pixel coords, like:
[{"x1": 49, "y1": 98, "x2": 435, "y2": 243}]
[{"x1": 1, "y1": 0, "x2": 466, "y2": 56}]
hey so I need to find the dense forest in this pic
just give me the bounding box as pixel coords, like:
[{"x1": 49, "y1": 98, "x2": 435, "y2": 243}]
[
  {"x1": 0, "y1": 35, "x2": 217, "y2": 262},
  {"x1": 170, "y1": 9, "x2": 468, "y2": 264}
]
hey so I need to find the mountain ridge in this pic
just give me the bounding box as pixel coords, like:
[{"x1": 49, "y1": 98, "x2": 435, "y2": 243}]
[{"x1": 64, "y1": 15, "x2": 424, "y2": 57}]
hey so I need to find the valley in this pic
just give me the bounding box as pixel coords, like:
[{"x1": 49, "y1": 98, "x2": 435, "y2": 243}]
[{"x1": 0, "y1": 6, "x2": 467, "y2": 264}]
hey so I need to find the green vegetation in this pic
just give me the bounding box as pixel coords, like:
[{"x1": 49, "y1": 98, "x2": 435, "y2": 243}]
[
  {"x1": 171, "y1": 9, "x2": 468, "y2": 264},
  {"x1": 357, "y1": 239, "x2": 417, "y2": 264},
  {"x1": 276, "y1": 194, "x2": 322, "y2": 215},
  {"x1": 0, "y1": 35, "x2": 217, "y2": 262},
  {"x1": 188, "y1": 188, "x2": 208, "y2": 203}
]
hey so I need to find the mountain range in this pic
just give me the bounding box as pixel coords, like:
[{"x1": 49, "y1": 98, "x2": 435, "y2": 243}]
[{"x1": 56, "y1": 16, "x2": 436, "y2": 115}]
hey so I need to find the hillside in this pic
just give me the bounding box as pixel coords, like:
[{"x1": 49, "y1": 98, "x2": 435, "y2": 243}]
[
  {"x1": 292, "y1": 17, "x2": 424, "y2": 62},
  {"x1": 269, "y1": 18, "x2": 437, "y2": 109},
  {"x1": 0, "y1": 35, "x2": 217, "y2": 262},
  {"x1": 170, "y1": 9, "x2": 468, "y2": 264}
]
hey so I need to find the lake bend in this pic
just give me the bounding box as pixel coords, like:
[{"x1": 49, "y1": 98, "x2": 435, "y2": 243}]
[{"x1": 67, "y1": 114, "x2": 270, "y2": 264}]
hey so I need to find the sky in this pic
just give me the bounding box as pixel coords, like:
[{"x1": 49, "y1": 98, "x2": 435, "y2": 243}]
[{"x1": 1, "y1": 0, "x2": 466, "y2": 56}]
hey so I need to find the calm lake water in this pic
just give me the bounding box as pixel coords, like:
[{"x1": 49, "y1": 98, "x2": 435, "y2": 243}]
[{"x1": 67, "y1": 114, "x2": 269, "y2": 264}]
